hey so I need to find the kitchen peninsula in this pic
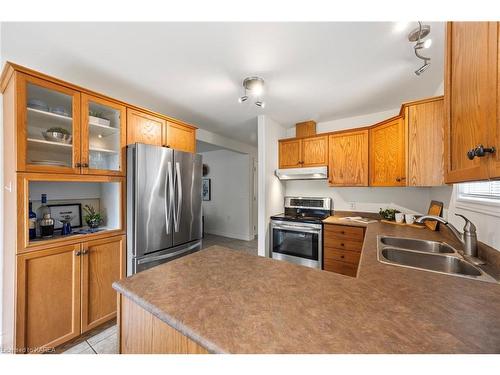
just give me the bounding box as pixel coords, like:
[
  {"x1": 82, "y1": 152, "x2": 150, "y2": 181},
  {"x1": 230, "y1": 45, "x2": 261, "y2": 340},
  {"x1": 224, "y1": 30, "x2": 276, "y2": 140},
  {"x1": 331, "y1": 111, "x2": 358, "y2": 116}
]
[{"x1": 113, "y1": 219, "x2": 500, "y2": 354}]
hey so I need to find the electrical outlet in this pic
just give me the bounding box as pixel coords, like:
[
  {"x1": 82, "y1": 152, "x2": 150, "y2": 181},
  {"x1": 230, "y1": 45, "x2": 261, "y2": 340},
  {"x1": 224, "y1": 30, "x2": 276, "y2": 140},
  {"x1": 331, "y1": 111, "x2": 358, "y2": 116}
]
[{"x1": 348, "y1": 202, "x2": 356, "y2": 210}]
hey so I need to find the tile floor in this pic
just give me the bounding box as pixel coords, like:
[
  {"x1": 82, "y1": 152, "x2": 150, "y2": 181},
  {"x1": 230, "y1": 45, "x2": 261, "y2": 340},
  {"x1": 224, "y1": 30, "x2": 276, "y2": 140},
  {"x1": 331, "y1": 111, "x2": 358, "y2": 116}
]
[
  {"x1": 60, "y1": 233, "x2": 257, "y2": 354},
  {"x1": 201, "y1": 233, "x2": 258, "y2": 255},
  {"x1": 61, "y1": 324, "x2": 117, "y2": 354}
]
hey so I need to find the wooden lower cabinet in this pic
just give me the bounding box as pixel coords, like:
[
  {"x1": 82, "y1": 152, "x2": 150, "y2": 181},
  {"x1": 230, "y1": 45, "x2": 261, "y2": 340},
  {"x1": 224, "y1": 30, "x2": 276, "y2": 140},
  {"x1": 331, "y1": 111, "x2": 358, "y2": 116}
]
[
  {"x1": 16, "y1": 244, "x2": 81, "y2": 352},
  {"x1": 15, "y1": 235, "x2": 125, "y2": 352},
  {"x1": 118, "y1": 294, "x2": 208, "y2": 354},
  {"x1": 323, "y1": 224, "x2": 364, "y2": 278},
  {"x1": 81, "y1": 236, "x2": 125, "y2": 333}
]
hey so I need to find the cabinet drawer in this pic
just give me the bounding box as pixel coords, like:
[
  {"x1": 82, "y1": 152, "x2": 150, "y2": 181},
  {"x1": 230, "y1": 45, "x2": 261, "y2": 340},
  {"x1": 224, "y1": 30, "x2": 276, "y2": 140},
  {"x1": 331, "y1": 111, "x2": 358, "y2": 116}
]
[
  {"x1": 323, "y1": 259, "x2": 358, "y2": 277},
  {"x1": 324, "y1": 238, "x2": 363, "y2": 252},
  {"x1": 324, "y1": 248, "x2": 361, "y2": 265},
  {"x1": 324, "y1": 224, "x2": 364, "y2": 241}
]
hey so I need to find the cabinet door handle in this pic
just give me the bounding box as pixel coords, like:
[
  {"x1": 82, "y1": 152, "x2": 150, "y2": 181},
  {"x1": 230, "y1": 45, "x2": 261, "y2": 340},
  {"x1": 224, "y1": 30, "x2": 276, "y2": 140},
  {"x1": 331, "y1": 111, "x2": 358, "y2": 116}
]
[
  {"x1": 81, "y1": 163, "x2": 89, "y2": 168},
  {"x1": 75, "y1": 251, "x2": 82, "y2": 256},
  {"x1": 396, "y1": 177, "x2": 406, "y2": 182},
  {"x1": 340, "y1": 243, "x2": 345, "y2": 247},
  {"x1": 82, "y1": 249, "x2": 89, "y2": 255},
  {"x1": 340, "y1": 255, "x2": 345, "y2": 259},
  {"x1": 467, "y1": 145, "x2": 496, "y2": 160},
  {"x1": 75, "y1": 162, "x2": 81, "y2": 168}
]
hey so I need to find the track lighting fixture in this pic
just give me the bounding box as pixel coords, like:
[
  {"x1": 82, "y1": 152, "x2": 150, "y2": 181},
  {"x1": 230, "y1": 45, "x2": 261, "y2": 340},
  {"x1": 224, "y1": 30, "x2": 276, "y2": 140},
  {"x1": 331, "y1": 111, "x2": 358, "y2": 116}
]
[
  {"x1": 238, "y1": 76, "x2": 266, "y2": 108},
  {"x1": 408, "y1": 21, "x2": 431, "y2": 76}
]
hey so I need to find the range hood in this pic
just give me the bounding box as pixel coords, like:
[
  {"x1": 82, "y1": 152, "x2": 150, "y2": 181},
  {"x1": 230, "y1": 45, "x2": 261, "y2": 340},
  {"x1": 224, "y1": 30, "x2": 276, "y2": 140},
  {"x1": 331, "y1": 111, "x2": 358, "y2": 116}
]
[{"x1": 275, "y1": 166, "x2": 328, "y2": 180}]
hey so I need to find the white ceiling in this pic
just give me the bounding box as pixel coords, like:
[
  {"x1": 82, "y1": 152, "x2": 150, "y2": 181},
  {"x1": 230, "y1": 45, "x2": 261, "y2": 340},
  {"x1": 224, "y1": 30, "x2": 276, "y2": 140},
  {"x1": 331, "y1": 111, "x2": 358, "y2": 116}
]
[{"x1": 1, "y1": 22, "x2": 444, "y2": 146}]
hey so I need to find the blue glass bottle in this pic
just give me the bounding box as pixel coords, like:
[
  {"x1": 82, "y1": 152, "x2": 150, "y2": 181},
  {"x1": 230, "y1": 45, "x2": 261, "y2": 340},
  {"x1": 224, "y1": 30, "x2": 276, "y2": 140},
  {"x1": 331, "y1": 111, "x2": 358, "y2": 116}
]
[{"x1": 28, "y1": 200, "x2": 37, "y2": 240}]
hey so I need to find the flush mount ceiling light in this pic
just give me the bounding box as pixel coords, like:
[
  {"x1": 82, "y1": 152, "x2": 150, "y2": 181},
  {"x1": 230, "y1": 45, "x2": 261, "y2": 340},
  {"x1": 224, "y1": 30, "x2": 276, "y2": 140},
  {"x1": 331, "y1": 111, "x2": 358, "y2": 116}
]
[
  {"x1": 238, "y1": 76, "x2": 266, "y2": 108},
  {"x1": 408, "y1": 21, "x2": 432, "y2": 76}
]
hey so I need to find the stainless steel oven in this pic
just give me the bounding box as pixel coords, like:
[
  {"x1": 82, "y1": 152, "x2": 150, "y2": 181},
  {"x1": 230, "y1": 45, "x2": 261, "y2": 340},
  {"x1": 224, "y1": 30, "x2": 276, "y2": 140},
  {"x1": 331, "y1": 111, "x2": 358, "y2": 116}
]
[{"x1": 271, "y1": 220, "x2": 323, "y2": 269}]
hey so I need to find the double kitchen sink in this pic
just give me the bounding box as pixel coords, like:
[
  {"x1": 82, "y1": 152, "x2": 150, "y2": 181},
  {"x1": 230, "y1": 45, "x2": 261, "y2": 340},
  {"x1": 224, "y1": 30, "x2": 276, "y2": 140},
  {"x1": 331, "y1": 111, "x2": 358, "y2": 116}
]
[{"x1": 377, "y1": 236, "x2": 498, "y2": 283}]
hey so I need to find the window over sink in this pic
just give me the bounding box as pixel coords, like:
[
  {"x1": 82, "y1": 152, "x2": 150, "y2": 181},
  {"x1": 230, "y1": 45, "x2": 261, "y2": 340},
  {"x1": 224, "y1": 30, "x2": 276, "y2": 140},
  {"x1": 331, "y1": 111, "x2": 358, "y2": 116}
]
[
  {"x1": 456, "y1": 181, "x2": 500, "y2": 217},
  {"x1": 458, "y1": 181, "x2": 500, "y2": 203}
]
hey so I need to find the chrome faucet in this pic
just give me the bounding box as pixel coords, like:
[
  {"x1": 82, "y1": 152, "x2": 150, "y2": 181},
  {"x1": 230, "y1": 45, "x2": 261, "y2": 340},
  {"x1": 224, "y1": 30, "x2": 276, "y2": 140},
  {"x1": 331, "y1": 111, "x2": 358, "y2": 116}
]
[{"x1": 415, "y1": 214, "x2": 485, "y2": 265}]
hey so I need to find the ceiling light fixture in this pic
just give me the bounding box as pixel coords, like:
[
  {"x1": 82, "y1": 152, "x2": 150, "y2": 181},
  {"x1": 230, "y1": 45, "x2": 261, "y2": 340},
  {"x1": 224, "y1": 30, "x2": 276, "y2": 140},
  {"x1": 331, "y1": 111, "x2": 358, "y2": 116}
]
[
  {"x1": 238, "y1": 76, "x2": 266, "y2": 108},
  {"x1": 408, "y1": 21, "x2": 431, "y2": 76}
]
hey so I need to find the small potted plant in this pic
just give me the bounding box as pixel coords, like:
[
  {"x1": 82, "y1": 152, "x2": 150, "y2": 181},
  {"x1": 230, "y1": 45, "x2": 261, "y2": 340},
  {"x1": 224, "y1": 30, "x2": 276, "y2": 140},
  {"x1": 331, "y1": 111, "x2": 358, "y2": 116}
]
[{"x1": 83, "y1": 204, "x2": 104, "y2": 231}]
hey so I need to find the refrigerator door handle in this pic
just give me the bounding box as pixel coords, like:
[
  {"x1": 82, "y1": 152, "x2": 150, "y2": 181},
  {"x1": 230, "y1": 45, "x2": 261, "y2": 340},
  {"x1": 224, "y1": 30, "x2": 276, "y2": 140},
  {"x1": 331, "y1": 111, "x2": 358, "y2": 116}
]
[
  {"x1": 174, "y1": 161, "x2": 183, "y2": 232},
  {"x1": 165, "y1": 161, "x2": 174, "y2": 235},
  {"x1": 136, "y1": 241, "x2": 200, "y2": 265}
]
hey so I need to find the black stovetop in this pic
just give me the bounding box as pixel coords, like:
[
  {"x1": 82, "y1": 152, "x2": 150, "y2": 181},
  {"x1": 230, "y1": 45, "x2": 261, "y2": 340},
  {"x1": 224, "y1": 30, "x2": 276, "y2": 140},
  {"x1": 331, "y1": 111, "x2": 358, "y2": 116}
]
[{"x1": 270, "y1": 213, "x2": 330, "y2": 224}]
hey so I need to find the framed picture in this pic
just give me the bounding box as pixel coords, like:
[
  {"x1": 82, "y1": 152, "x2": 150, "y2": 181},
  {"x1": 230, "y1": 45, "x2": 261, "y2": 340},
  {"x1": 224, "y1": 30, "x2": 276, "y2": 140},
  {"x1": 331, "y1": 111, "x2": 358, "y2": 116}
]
[
  {"x1": 202, "y1": 178, "x2": 211, "y2": 201},
  {"x1": 425, "y1": 200, "x2": 444, "y2": 231},
  {"x1": 48, "y1": 203, "x2": 82, "y2": 230}
]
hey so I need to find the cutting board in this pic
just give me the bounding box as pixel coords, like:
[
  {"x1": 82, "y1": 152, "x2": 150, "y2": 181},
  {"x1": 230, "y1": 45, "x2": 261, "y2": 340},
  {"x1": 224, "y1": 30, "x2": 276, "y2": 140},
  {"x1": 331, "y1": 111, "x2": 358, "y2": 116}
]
[{"x1": 381, "y1": 219, "x2": 426, "y2": 229}]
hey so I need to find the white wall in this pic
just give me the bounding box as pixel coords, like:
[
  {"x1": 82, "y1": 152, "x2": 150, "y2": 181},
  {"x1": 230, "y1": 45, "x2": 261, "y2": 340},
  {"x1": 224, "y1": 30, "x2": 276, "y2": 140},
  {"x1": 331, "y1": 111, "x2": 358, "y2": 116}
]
[
  {"x1": 197, "y1": 128, "x2": 257, "y2": 158},
  {"x1": 285, "y1": 108, "x2": 400, "y2": 138},
  {"x1": 257, "y1": 115, "x2": 286, "y2": 257},
  {"x1": 286, "y1": 181, "x2": 431, "y2": 214},
  {"x1": 200, "y1": 150, "x2": 254, "y2": 241}
]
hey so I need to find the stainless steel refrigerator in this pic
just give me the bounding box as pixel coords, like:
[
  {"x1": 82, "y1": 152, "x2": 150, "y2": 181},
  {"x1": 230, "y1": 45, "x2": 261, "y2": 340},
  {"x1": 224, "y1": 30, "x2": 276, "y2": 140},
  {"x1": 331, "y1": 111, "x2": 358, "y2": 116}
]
[{"x1": 126, "y1": 143, "x2": 202, "y2": 275}]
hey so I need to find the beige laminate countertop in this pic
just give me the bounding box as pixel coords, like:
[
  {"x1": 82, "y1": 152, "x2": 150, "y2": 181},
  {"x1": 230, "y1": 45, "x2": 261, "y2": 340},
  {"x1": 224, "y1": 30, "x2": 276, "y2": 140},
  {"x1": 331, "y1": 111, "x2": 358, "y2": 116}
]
[{"x1": 113, "y1": 214, "x2": 500, "y2": 354}]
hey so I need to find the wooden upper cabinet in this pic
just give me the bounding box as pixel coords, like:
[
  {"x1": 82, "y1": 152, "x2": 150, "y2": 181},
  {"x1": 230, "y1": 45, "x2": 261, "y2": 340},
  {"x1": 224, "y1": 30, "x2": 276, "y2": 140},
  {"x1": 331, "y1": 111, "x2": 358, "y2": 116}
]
[
  {"x1": 278, "y1": 135, "x2": 328, "y2": 169},
  {"x1": 81, "y1": 94, "x2": 127, "y2": 176},
  {"x1": 16, "y1": 72, "x2": 82, "y2": 174},
  {"x1": 165, "y1": 121, "x2": 196, "y2": 153},
  {"x1": 369, "y1": 117, "x2": 406, "y2": 186},
  {"x1": 328, "y1": 130, "x2": 368, "y2": 186},
  {"x1": 81, "y1": 235, "x2": 125, "y2": 333},
  {"x1": 279, "y1": 138, "x2": 302, "y2": 168},
  {"x1": 301, "y1": 135, "x2": 328, "y2": 167},
  {"x1": 406, "y1": 98, "x2": 445, "y2": 186},
  {"x1": 445, "y1": 22, "x2": 498, "y2": 183},
  {"x1": 126, "y1": 108, "x2": 165, "y2": 146},
  {"x1": 16, "y1": 244, "x2": 81, "y2": 352}
]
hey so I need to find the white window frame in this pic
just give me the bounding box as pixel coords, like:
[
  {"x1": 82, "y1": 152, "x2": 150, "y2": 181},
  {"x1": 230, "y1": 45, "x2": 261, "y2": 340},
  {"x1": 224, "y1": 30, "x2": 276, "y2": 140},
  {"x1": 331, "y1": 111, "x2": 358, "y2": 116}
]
[{"x1": 456, "y1": 181, "x2": 500, "y2": 218}]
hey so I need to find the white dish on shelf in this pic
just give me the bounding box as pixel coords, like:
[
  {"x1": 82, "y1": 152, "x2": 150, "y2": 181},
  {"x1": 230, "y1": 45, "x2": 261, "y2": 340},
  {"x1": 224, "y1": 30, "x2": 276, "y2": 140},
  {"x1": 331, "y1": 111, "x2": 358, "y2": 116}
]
[
  {"x1": 50, "y1": 106, "x2": 70, "y2": 117},
  {"x1": 28, "y1": 99, "x2": 49, "y2": 112},
  {"x1": 27, "y1": 107, "x2": 72, "y2": 121},
  {"x1": 89, "y1": 115, "x2": 111, "y2": 127}
]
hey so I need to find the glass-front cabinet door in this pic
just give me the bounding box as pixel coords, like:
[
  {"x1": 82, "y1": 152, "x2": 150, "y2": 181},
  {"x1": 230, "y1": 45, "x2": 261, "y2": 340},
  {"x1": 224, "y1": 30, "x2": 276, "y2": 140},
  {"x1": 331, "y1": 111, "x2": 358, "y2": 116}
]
[
  {"x1": 81, "y1": 94, "x2": 126, "y2": 176},
  {"x1": 19, "y1": 73, "x2": 81, "y2": 173}
]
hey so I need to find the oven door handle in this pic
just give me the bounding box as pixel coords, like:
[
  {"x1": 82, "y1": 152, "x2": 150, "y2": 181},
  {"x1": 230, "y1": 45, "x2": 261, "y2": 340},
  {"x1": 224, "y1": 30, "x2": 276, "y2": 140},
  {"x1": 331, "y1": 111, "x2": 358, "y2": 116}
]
[{"x1": 272, "y1": 225, "x2": 321, "y2": 234}]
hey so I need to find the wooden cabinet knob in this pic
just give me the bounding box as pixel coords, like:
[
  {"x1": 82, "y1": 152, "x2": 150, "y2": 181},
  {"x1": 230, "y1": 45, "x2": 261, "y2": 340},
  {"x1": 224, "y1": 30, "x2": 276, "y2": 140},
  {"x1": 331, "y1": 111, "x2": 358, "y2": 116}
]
[
  {"x1": 341, "y1": 243, "x2": 345, "y2": 247},
  {"x1": 340, "y1": 255, "x2": 345, "y2": 259}
]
